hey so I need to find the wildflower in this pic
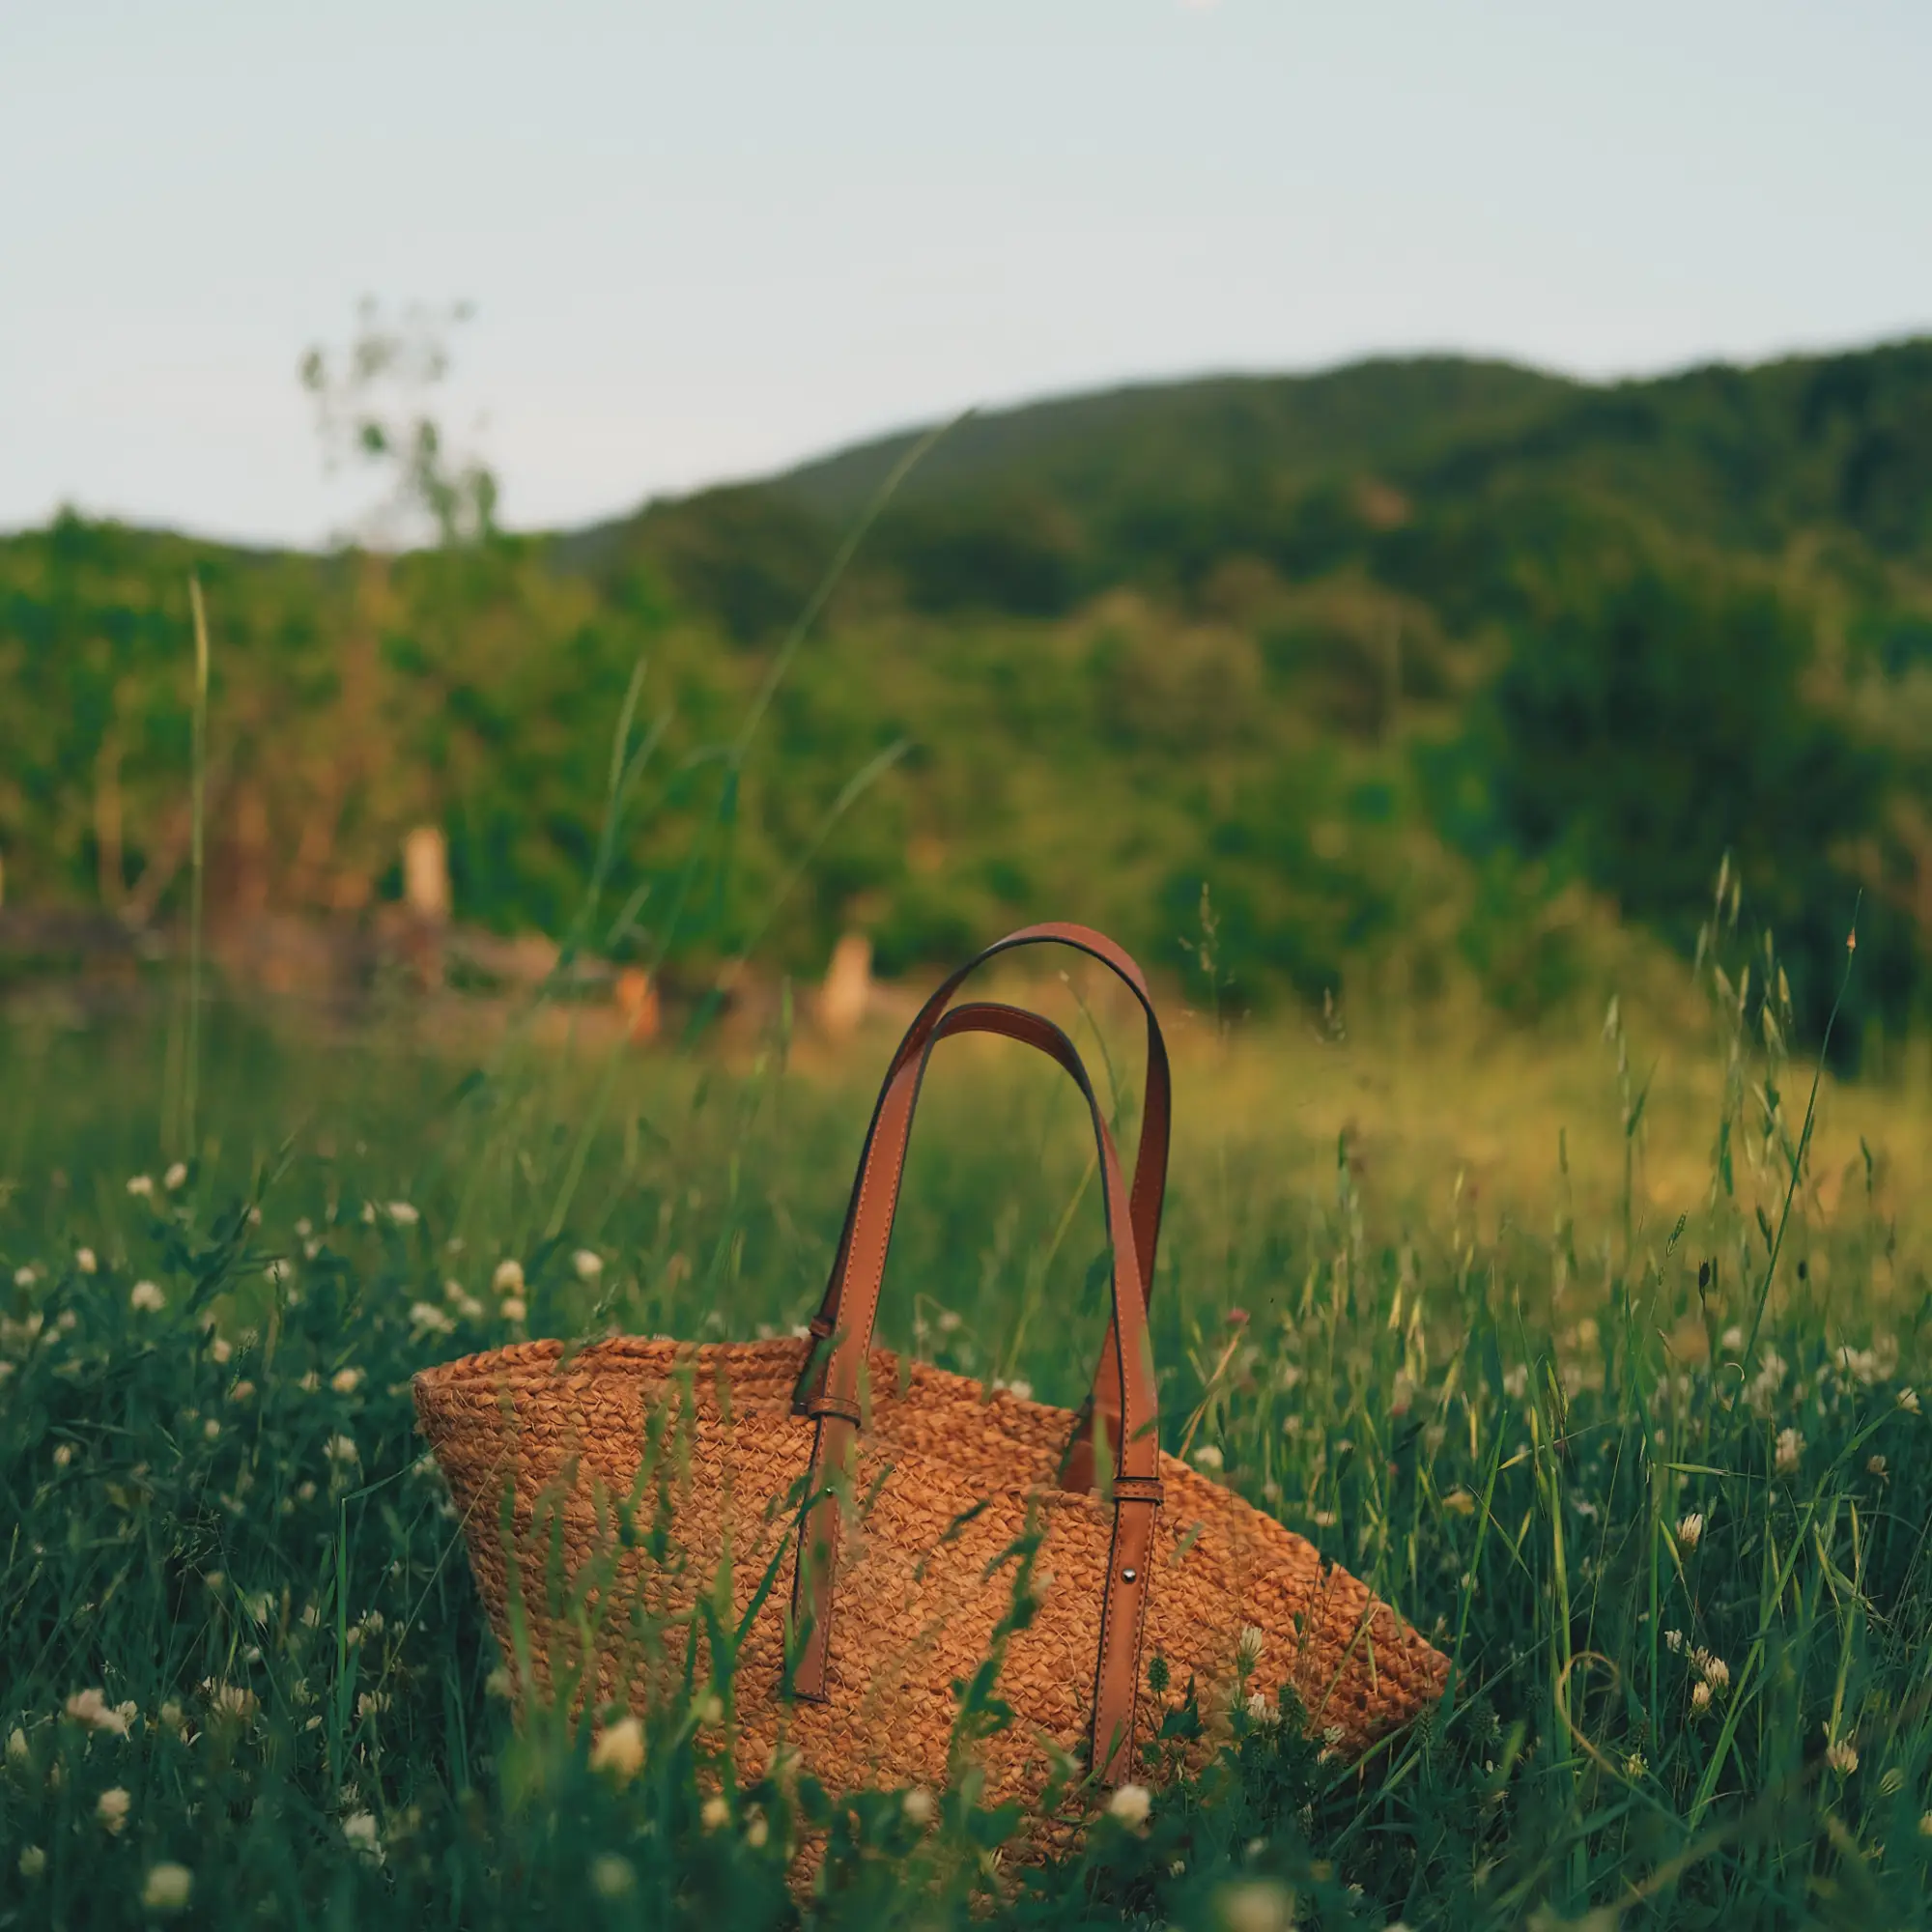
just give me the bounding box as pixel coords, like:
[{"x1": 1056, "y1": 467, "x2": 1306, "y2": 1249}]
[
  {"x1": 206, "y1": 1683, "x2": 258, "y2": 1722},
  {"x1": 1900, "y1": 1387, "x2": 1921, "y2": 1415},
  {"x1": 74, "y1": 1248, "x2": 98, "y2": 1275},
  {"x1": 590, "y1": 1716, "x2": 645, "y2": 1784},
  {"x1": 385, "y1": 1202, "x2": 420, "y2": 1227},
  {"x1": 265, "y1": 1260, "x2": 292, "y2": 1287},
  {"x1": 408, "y1": 1301, "x2": 453, "y2": 1335},
  {"x1": 330, "y1": 1368, "x2": 362, "y2": 1396},
  {"x1": 1312, "y1": 1508, "x2": 1338, "y2": 1528},
  {"x1": 1443, "y1": 1488, "x2": 1477, "y2": 1515},
  {"x1": 590, "y1": 1855, "x2": 636, "y2": 1898},
  {"x1": 127, "y1": 1175, "x2": 154, "y2": 1199},
  {"x1": 141, "y1": 1863, "x2": 193, "y2": 1913},
  {"x1": 1106, "y1": 1781, "x2": 1151, "y2": 1828},
  {"x1": 1880, "y1": 1767, "x2": 1905, "y2": 1796},
  {"x1": 97, "y1": 1786, "x2": 131, "y2": 1833},
  {"x1": 1245, "y1": 1692, "x2": 1282, "y2": 1726},
  {"x1": 744, "y1": 1807, "x2": 769, "y2": 1848},
  {"x1": 52, "y1": 1443, "x2": 72, "y2": 1468},
  {"x1": 341, "y1": 1812, "x2": 383, "y2": 1862},
  {"x1": 1624, "y1": 1748, "x2": 1647, "y2": 1777},
  {"x1": 1775, "y1": 1427, "x2": 1804, "y2": 1475},
  {"x1": 696, "y1": 1693, "x2": 724, "y2": 1727},
  {"x1": 1692, "y1": 1650, "x2": 1730, "y2": 1691},
  {"x1": 700, "y1": 1793, "x2": 730, "y2": 1831},
  {"x1": 1502, "y1": 1363, "x2": 1530, "y2": 1399},
  {"x1": 210, "y1": 1335, "x2": 232, "y2": 1364},
  {"x1": 1214, "y1": 1879, "x2": 1295, "y2": 1932},
  {"x1": 129, "y1": 1281, "x2": 166, "y2": 1314},
  {"x1": 1826, "y1": 1734, "x2": 1859, "y2": 1776},
  {"x1": 1869, "y1": 1454, "x2": 1889, "y2": 1479},
  {"x1": 501, "y1": 1296, "x2": 527, "y2": 1324},
  {"x1": 902, "y1": 1786, "x2": 936, "y2": 1826},
  {"x1": 65, "y1": 1689, "x2": 129, "y2": 1736},
  {"x1": 7, "y1": 1727, "x2": 28, "y2": 1766},
  {"x1": 1690, "y1": 1680, "x2": 1712, "y2": 1713},
  {"x1": 484, "y1": 1667, "x2": 514, "y2": 1699},
  {"x1": 937, "y1": 1308, "x2": 961, "y2": 1333},
  {"x1": 1675, "y1": 1512, "x2": 1705, "y2": 1550},
  {"x1": 492, "y1": 1259, "x2": 525, "y2": 1295},
  {"x1": 229, "y1": 1379, "x2": 255, "y2": 1404},
  {"x1": 203, "y1": 1418, "x2": 220, "y2": 1441},
  {"x1": 573, "y1": 1249, "x2": 603, "y2": 1282},
  {"x1": 14, "y1": 1264, "x2": 43, "y2": 1287},
  {"x1": 1191, "y1": 1443, "x2": 1224, "y2": 1472},
  {"x1": 19, "y1": 1845, "x2": 45, "y2": 1878},
  {"x1": 296, "y1": 1218, "x2": 312, "y2": 1238},
  {"x1": 1920, "y1": 1810, "x2": 1932, "y2": 1838},
  {"x1": 355, "y1": 1691, "x2": 389, "y2": 1721},
  {"x1": 326, "y1": 1435, "x2": 359, "y2": 1465},
  {"x1": 164, "y1": 1162, "x2": 187, "y2": 1191}
]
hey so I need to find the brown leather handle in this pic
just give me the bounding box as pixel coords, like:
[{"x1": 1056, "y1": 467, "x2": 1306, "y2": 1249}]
[
  {"x1": 788, "y1": 1001, "x2": 1163, "y2": 1784},
  {"x1": 801, "y1": 922, "x2": 1171, "y2": 1488}
]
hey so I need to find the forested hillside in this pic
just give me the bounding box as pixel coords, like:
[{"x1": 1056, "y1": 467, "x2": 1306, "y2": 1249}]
[{"x1": 7, "y1": 342, "x2": 1932, "y2": 1046}]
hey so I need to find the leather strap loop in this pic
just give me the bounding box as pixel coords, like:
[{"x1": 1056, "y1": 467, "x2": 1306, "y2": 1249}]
[
  {"x1": 799, "y1": 923, "x2": 1171, "y2": 1489},
  {"x1": 787, "y1": 997, "x2": 1161, "y2": 1784}
]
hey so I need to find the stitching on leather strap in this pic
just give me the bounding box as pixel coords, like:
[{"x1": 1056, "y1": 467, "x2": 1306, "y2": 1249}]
[
  {"x1": 1109, "y1": 1475, "x2": 1164, "y2": 1504},
  {"x1": 806, "y1": 1393, "x2": 862, "y2": 1424}
]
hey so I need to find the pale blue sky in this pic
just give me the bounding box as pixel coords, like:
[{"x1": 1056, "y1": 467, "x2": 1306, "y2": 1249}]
[{"x1": 4, "y1": 1, "x2": 1928, "y2": 545}]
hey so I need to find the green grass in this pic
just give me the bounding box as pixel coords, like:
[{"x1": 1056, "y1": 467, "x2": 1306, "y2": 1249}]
[{"x1": 5, "y1": 900, "x2": 1932, "y2": 1930}]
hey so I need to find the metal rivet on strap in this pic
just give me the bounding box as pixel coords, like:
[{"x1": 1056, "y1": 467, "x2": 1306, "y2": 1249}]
[{"x1": 1121, "y1": 1568, "x2": 1138, "y2": 1582}]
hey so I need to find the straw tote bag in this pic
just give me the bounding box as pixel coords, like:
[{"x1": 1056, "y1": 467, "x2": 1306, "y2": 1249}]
[{"x1": 413, "y1": 923, "x2": 1448, "y2": 1821}]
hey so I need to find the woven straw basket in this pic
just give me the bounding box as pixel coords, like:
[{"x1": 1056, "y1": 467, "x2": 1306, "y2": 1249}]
[{"x1": 414, "y1": 924, "x2": 1446, "y2": 1826}]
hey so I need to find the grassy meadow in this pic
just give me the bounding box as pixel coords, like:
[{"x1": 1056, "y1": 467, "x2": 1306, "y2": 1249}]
[{"x1": 6, "y1": 905, "x2": 1932, "y2": 1931}]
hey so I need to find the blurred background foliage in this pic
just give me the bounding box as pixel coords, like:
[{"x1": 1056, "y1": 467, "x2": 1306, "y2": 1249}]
[{"x1": 5, "y1": 335, "x2": 1932, "y2": 1055}]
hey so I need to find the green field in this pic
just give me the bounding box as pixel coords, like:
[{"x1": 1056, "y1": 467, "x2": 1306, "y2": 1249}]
[
  {"x1": 8, "y1": 337, "x2": 1932, "y2": 1927},
  {"x1": 5, "y1": 903, "x2": 1932, "y2": 1930}
]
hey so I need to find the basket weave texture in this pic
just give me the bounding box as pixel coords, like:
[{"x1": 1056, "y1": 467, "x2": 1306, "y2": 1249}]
[
  {"x1": 413, "y1": 1333, "x2": 1449, "y2": 1805},
  {"x1": 414, "y1": 921, "x2": 1447, "y2": 1820}
]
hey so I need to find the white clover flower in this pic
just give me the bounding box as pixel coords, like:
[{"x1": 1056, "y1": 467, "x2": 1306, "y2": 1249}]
[
  {"x1": 500, "y1": 1296, "x2": 527, "y2": 1324},
  {"x1": 1690, "y1": 1680, "x2": 1712, "y2": 1713},
  {"x1": 1624, "y1": 1748, "x2": 1647, "y2": 1778},
  {"x1": 572, "y1": 1249, "x2": 604, "y2": 1282},
  {"x1": 210, "y1": 1336, "x2": 232, "y2": 1365},
  {"x1": 590, "y1": 1716, "x2": 645, "y2": 1784},
  {"x1": 141, "y1": 1862, "x2": 193, "y2": 1913},
  {"x1": 97, "y1": 1786, "x2": 130, "y2": 1833},
  {"x1": 1880, "y1": 1767, "x2": 1905, "y2": 1797},
  {"x1": 1826, "y1": 1734, "x2": 1859, "y2": 1776},
  {"x1": 1919, "y1": 1809, "x2": 1932, "y2": 1837},
  {"x1": 265, "y1": 1260, "x2": 292, "y2": 1287},
  {"x1": 330, "y1": 1368, "x2": 362, "y2": 1396},
  {"x1": 163, "y1": 1162, "x2": 188, "y2": 1191},
  {"x1": 7, "y1": 1727, "x2": 28, "y2": 1765},
  {"x1": 1775, "y1": 1427, "x2": 1804, "y2": 1475},
  {"x1": 699, "y1": 1793, "x2": 730, "y2": 1831},
  {"x1": 1899, "y1": 1387, "x2": 1921, "y2": 1415},
  {"x1": 384, "y1": 1202, "x2": 419, "y2": 1227},
  {"x1": 1245, "y1": 1691, "x2": 1282, "y2": 1727},
  {"x1": 1237, "y1": 1624, "x2": 1265, "y2": 1668},
  {"x1": 65, "y1": 1689, "x2": 129, "y2": 1736},
  {"x1": 229, "y1": 1379, "x2": 256, "y2": 1404},
  {"x1": 325, "y1": 1435, "x2": 359, "y2": 1465},
  {"x1": 902, "y1": 1785, "x2": 936, "y2": 1826},
  {"x1": 1190, "y1": 1443, "x2": 1224, "y2": 1472},
  {"x1": 129, "y1": 1281, "x2": 166, "y2": 1314},
  {"x1": 52, "y1": 1444, "x2": 72, "y2": 1468},
  {"x1": 18, "y1": 1844, "x2": 45, "y2": 1879},
  {"x1": 202, "y1": 1418, "x2": 220, "y2": 1441},
  {"x1": 744, "y1": 1807, "x2": 769, "y2": 1849},
  {"x1": 341, "y1": 1812, "x2": 383, "y2": 1862},
  {"x1": 492, "y1": 1260, "x2": 525, "y2": 1295},
  {"x1": 1675, "y1": 1512, "x2": 1705, "y2": 1550},
  {"x1": 484, "y1": 1667, "x2": 513, "y2": 1699},
  {"x1": 74, "y1": 1248, "x2": 98, "y2": 1275},
  {"x1": 408, "y1": 1302, "x2": 454, "y2": 1336},
  {"x1": 1105, "y1": 1781, "x2": 1151, "y2": 1828},
  {"x1": 590, "y1": 1855, "x2": 636, "y2": 1898},
  {"x1": 127, "y1": 1175, "x2": 154, "y2": 1199},
  {"x1": 1215, "y1": 1879, "x2": 1295, "y2": 1932}
]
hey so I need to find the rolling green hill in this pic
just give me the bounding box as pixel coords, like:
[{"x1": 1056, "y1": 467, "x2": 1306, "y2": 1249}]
[{"x1": 7, "y1": 342, "x2": 1932, "y2": 1049}]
